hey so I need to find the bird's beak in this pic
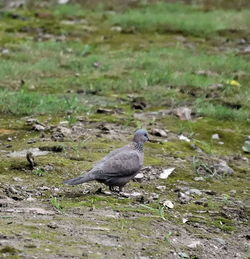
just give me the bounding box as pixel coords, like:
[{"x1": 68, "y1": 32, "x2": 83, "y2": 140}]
[{"x1": 147, "y1": 136, "x2": 150, "y2": 142}]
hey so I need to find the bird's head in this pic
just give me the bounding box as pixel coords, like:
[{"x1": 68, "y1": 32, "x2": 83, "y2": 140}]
[{"x1": 133, "y1": 129, "x2": 149, "y2": 144}]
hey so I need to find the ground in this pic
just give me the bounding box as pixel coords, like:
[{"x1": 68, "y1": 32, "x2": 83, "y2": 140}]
[{"x1": 0, "y1": 0, "x2": 249, "y2": 258}]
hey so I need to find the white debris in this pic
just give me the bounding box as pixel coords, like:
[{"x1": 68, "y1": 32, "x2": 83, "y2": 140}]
[
  {"x1": 159, "y1": 168, "x2": 175, "y2": 179},
  {"x1": 182, "y1": 218, "x2": 188, "y2": 223},
  {"x1": 178, "y1": 134, "x2": 190, "y2": 142},
  {"x1": 134, "y1": 173, "x2": 144, "y2": 179},
  {"x1": 163, "y1": 200, "x2": 174, "y2": 209},
  {"x1": 211, "y1": 134, "x2": 220, "y2": 140},
  {"x1": 58, "y1": 0, "x2": 69, "y2": 4}
]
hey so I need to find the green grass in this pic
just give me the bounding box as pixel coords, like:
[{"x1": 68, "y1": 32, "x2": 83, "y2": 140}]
[
  {"x1": 0, "y1": 90, "x2": 86, "y2": 115},
  {"x1": 110, "y1": 2, "x2": 250, "y2": 35}
]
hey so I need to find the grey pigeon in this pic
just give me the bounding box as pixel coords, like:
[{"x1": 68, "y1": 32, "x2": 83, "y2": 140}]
[{"x1": 63, "y1": 129, "x2": 149, "y2": 192}]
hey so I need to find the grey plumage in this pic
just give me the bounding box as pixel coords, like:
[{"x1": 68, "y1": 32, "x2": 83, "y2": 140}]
[{"x1": 63, "y1": 129, "x2": 149, "y2": 192}]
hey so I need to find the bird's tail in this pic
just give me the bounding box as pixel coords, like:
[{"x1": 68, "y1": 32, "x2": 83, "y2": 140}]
[{"x1": 63, "y1": 172, "x2": 94, "y2": 185}]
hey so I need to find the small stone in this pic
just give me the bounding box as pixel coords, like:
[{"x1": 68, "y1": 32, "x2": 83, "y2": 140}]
[
  {"x1": 151, "y1": 128, "x2": 168, "y2": 137},
  {"x1": 26, "y1": 196, "x2": 36, "y2": 201},
  {"x1": 229, "y1": 190, "x2": 236, "y2": 196},
  {"x1": 212, "y1": 134, "x2": 220, "y2": 140},
  {"x1": 57, "y1": 126, "x2": 71, "y2": 136},
  {"x1": 111, "y1": 26, "x2": 122, "y2": 32},
  {"x1": 163, "y1": 200, "x2": 174, "y2": 209},
  {"x1": 130, "y1": 192, "x2": 142, "y2": 197},
  {"x1": 186, "y1": 188, "x2": 202, "y2": 196},
  {"x1": 214, "y1": 160, "x2": 234, "y2": 176},
  {"x1": 1, "y1": 48, "x2": 9, "y2": 54},
  {"x1": 178, "y1": 252, "x2": 189, "y2": 258},
  {"x1": 242, "y1": 137, "x2": 250, "y2": 153},
  {"x1": 159, "y1": 168, "x2": 175, "y2": 179},
  {"x1": 134, "y1": 173, "x2": 144, "y2": 181},
  {"x1": 193, "y1": 176, "x2": 204, "y2": 181},
  {"x1": 187, "y1": 240, "x2": 202, "y2": 248},
  {"x1": 203, "y1": 189, "x2": 216, "y2": 195},
  {"x1": 182, "y1": 218, "x2": 188, "y2": 223},
  {"x1": 178, "y1": 135, "x2": 190, "y2": 142},
  {"x1": 156, "y1": 185, "x2": 166, "y2": 191},
  {"x1": 178, "y1": 192, "x2": 191, "y2": 203},
  {"x1": 213, "y1": 237, "x2": 226, "y2": 246},
  {"x1": 59, "y1": 121, "x2": 69, "y2": 126},
  {"x1": 13, "y1": 177, "x2": 23, "y2": 182},
  {"x1": 33, "y1": 124, "x2": 45, "y2": 131},
  {"x1": 7, "y1": 137, "x2": 12, "y2": 141},
  {"x1": 47, "y1": 223, "x2": 58, "y2": 229},
  {"x1": 218, "y1": 141, "x2": 224, "y2": 145},
  {"x1": 175, "y1": 107, "x2": 192, "y2": 120},
  {"x1": 149, "y1": 193, "x2": 159, "y2": 200}
]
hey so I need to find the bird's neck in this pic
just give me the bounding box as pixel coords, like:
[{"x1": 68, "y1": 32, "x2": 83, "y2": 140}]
[{"x1": 133, "y1": 142, "x2": 144, "y2": 152}]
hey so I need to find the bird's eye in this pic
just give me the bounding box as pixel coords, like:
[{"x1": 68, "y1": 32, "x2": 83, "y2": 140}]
[{"x1": 144, "y1": 133, "x2": 147, "y2": 136}]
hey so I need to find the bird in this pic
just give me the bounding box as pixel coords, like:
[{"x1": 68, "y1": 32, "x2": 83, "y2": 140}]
[{"x1": 63, "y1": 129, "x2": 149, "y2": 193}]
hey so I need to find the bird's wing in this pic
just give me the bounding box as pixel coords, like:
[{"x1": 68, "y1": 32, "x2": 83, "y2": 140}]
[
  {"x1": 94, "y1": 150, "x2": 141, "y2": 179},
  {"x1": 94, "y1": 144, "x2": 131, "y2": 167}
]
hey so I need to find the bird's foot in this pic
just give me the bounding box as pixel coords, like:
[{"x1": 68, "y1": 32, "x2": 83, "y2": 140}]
[{"x1": 109, "y1": 186, "x2": 120, "y2": 193}]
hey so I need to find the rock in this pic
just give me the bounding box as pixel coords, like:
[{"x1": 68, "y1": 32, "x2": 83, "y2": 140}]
[
  {"x1": 47, "y1": 223, "x2": 59, "y2": 229},
  {"x1": 26, "y1": 196, "x2": 36, "y2": 201},
  {"x1": 134, "y1": 173, "x2": 144, "y2": 181},
  {"x1": 242, "y1": 136, "x2": 250, "y2": 153},
  {"x1": 187, "y1": 240, "x2": 202, "y2": 248},
  {"x1": 182, "y1": 218, "x2": 188, "y2": 223},
  {"x1": 156, "y1": 185, "x2": 166, "y2": 191},
  {"x1": 149, "y1": 193, "x2": 159, "y2": 200},
  {"x1": 58, "y1": 0, "x2": 69, "y2": 4},
  {"x1": 111, "y1": 26, "x2": 122, "y2": 32},
  {"x1": 212, "y1": 134, "x2": 220, "y2": 140},
  {"x1": 159, "y1": 168, "x2": 175, "y2": 179},
  {"x1": 96, "y1": 108, "x2": 113, "y2": 114},
  {"x1": 33, "y1": 124, "x2": 45, "y2": 131},
  {"x1": 175, "y1": 107, "x2": 192, "y2": 120},
  {"x1": 26, "y1": 118, "x2": 38, "y2": 125},
  {"x1": 213, "y1": 238, "x2": 226, "y2": 246},
  {"x1": 178, "y1": 192, "x2": 191, "y2": 204},
  {"x1": 151, "y1": 128, "x2": 168, "y2": 137},
  {"x1": 214, "y1": 160, "x2": 234, "y2": 176},
  {"x1": 13, "y1": 177, "x2": 23, "y2": 182},
  {"x1": 229, "y1": 190, "x2": 236, "y2": 196},
  {"x1": 218, "y1": 141, "x2": 224, "y2": 145},
  {"x1": 7, "y1": 137, "x2": 12, "y2": 141},
  {"x1": 163, "y1": 200, "x2": 174, "y2": 209},
  {"x1": 178, "y1": 135, "x2": 190, "y2": 142},
  {"x1": 193, "y1": 176, "x2": 204, "y2": 181},
  {"x1": 56, "y1": 126, "x2": 71, "y2": 136},
  {"x1": 59, "y1": 121, "x2": 69, "y2": 126},
  {"x1": 178, "y1": 252, "x2": 189, "y2": 258},
  {"x1": 186, "y1": 188, "x2": 202, "y2": 196},
  {"x1": 203, "y1": 189, "x2": 216, "y2": 195}
]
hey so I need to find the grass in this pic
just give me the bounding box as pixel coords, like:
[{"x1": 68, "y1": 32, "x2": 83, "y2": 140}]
[
  {"x1": 109, "y1": 2, "x2": 250, "y2": 35},
  {"x1": 0, "y1": 89, "x2": 86, "y2": 115}
]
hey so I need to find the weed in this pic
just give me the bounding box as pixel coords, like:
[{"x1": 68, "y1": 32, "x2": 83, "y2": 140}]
[
  {"x1": 33, "y1": 168, "x2": 46, "y2": 177},
  {"x1": 50, "y1": 197, "x2": 63, "y2": 211}
]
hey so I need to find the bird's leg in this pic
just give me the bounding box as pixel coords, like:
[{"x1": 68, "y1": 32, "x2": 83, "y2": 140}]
[
  {"x1": 109, "y1": 186, "x2": 120, "y2": 193},
  {"x1": 118, "y1": 186, "x2": 123, "y2": 193}
]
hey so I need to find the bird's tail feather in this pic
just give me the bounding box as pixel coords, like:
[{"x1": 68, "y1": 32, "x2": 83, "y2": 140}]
[{"x1": 63, "y1": 173, "x2": 94, "y2": 185}]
